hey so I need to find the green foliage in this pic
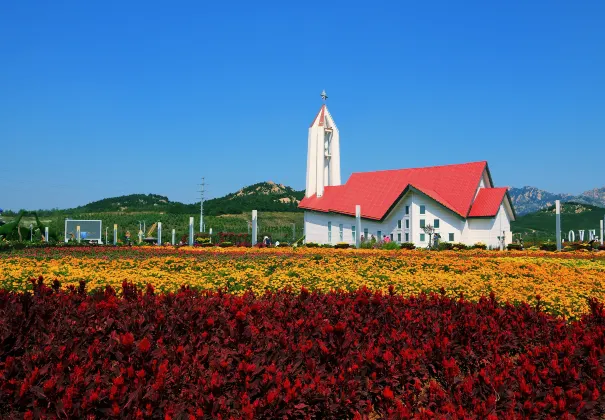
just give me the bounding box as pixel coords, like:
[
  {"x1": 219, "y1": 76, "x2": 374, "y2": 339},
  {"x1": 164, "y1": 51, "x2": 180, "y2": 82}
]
[
  {"x1": 400, "y1": 242, "x2": 416, "y2": 250},
  {"x1": 381, "y1": 241, "x2": 400, "y2": 250},
  {"x1": 305, "y1": 242, "x2": 319, "y2": 248},
  {"x1": 472, "y1": 243, "x2": 487, "y2": 250},
  {"x1": 452, "y1": 243, "x2": 469, "y2": 250},
  {"x1": 334, "y1": 242, "x2": 350, "y2": 249},
  {"x1": 540, "y1": 242, "x2": 557, "y2": 252},
  {"x1": 437, "y1": 242, "x2": 454, "y2": 251},
  {"x1": 507, "y1": 243, "x2": 523, "y2": 251}
]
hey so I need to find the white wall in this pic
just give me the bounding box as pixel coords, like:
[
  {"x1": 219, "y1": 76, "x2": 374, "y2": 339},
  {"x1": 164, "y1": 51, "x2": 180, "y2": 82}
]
[
  {"x1": 464, "y1": 204, "x2": 512, "y2": 248},
  {"x1": 304, "y1": 190, "x2": 467, "y2": 247}
]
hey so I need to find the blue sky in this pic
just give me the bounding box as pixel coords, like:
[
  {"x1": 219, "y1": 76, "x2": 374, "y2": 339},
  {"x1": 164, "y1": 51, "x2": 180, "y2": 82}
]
[{"x1": 1, "y1": 0, "x2": 604, "y2": 210}]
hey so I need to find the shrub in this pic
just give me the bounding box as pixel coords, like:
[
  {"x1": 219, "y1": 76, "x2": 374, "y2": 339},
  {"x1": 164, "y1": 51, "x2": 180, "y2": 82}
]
[
  {"x1": 334, "y1": 242, "x2": 350, "y2": 249},
  {"x1": 219, "y1": 241, "x2": 233, "y2": 247},
  {"x1": 305, "y1": 242, "x2": 319, "y2": 248},
  {"x1": 320, "y1": 243, "x2": 334, "y2": 248},
  {"x1": 359, "y1": 241, "x2": 375, "y2": 249},
  {"x1": 472, "y1": 242, "x2": 487, "y2": 250},
  {"x1": 540, "y1": 242, "x2": 557, "y2": 252},
  {"x1": 400, "y1": 242, "x2": 416, "y2": 250},
  {"x1": 507, "y1": 243, "x2": 523, "y2": 251},
  {"x1": 1, "y1": 279, "x2": 604, "y2": 418},
  {"x1": 381, "y1": 241, "x2": 400, "y2": 250},
  {"x1": 437, "y1": 242, "x2": 454, "y2": 251},
  {"x1": 452, "y1": 243, "x2": 469, "y2": 251}
]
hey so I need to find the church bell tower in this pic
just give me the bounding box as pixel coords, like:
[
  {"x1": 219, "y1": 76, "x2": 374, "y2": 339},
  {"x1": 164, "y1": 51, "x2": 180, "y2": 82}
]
[{"x1": 305, "y1": 90, "x2": 341, "y2": 198}]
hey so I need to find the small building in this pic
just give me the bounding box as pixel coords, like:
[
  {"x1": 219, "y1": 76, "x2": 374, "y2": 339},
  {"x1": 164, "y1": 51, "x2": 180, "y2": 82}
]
[{"x1": 298, "y1": 96, "x2": 516, "y2": 249}]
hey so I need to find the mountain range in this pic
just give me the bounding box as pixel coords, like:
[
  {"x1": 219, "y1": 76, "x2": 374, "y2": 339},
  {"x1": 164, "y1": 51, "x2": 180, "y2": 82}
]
[{"x1": 508, "y1": 186, "x2": 605, "y2": 215}]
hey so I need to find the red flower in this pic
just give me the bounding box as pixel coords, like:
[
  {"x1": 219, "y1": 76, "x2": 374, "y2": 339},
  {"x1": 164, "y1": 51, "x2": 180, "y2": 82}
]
[
  {"x1": 236, "y1": 311, "x2": 246, "y2": 321},
  {"x1": 383, "y1": 387, "x2": 394, "y2": 400},
  {"x1": 121, "y1": 332, "x2": 135, "y2": 347},
  {"x1": 138, "y1": 337, "x2": 151, "y2": 353}
]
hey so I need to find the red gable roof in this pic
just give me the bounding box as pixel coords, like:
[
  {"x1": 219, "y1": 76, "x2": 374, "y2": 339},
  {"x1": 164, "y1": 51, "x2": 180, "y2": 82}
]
[
  {"x1": 468, "y1": 187, "x2": 508, "y2": 218},
  {"x1": 299, "y1": 161, "x2": 495, "y2": 220},
  {"x1": 310, "y1": 104, "x2": 326, "y2": 127}
]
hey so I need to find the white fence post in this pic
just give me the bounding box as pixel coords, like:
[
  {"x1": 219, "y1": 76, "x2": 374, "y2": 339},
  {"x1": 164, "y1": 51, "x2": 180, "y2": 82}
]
[{"x1": 252, "y1": 210, "x2": 258, "y2": 246}]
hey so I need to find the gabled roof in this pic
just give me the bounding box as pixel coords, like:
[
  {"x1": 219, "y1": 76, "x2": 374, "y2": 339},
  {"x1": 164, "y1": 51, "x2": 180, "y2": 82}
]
[
  {"x1": 299, "y1": 161, "x2": 502, "y2": 220},
  {"x1": 310, "y1": 104, "x2": 326, "y2": 127},
  {"x1": 468, "y1": 188, "x2": 508, "y2": 217}
]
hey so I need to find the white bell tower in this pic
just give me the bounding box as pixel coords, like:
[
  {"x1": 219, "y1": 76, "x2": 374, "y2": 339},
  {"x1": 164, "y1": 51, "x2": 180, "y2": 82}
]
[{"x1": 305, "y1": 90, "x2": 341, "y2": 198}]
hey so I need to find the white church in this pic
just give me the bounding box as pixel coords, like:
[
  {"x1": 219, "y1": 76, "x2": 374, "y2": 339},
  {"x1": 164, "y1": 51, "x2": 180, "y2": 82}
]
[{"x1": 298, "y1": 93, "x2": 516, "y2": 249}]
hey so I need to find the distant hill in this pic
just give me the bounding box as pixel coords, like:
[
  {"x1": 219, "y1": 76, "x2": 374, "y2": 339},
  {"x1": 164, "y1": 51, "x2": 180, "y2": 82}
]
[
  {"x1": 203, "y1": 181, "x2": 304, "y2": 215},
  {"x1": 509, "y1": 186, "x2": 605, "y2": 215},
  {"x1": 512, "y1": 202, "x2": 605, "y2": 236},
  {"x1": 5, "y1": 182, "x2": 305, "y2": 216}
]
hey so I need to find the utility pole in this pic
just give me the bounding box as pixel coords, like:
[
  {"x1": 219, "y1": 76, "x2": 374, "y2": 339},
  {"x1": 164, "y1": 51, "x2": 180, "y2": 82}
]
[{"x1": 198, "y1": 177, "x2": 207, "y2": 232}]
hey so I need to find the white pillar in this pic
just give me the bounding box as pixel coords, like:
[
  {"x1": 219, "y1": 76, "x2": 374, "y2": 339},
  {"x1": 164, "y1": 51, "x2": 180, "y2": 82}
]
[
  {"x1": 172, "y1": 229, "x2": 176, "y2": 246},
  {"x1": 138, "y1": 230, "x2": 143, "y2": 244},
  {"x1": 188, "y1": 217, "x2": 194, "y2": 246},
  {"x1": 355, "y1": 205, "x2": 361, "y2": 248},
  {"x1": 568, "y1": 230, "x2": 575, "y2": 242},
  {"x1": 252, "y1": 210, "x2": 258, "y2": 246},
  {"x1": 601, "y1": 219, "x2": 604, "y2": 245},
  {"x1": 77, "y1": 225, "x2": 81, "y2": 243},
  {"x1": 589, "y1": 230, "x2": 596, "y2": 241},
  {"x1": 44, "y1": 227, "x2": 49, "y2": 243},
  {"x1": 157, "y1": 222, "x2": 162, "y2": 245},
  {"x1": 113, "y1": 224, "x2": 117, "y2": 245},
  {"x1": 555, "y1": 200, "x2": 561, "y2": 251}
]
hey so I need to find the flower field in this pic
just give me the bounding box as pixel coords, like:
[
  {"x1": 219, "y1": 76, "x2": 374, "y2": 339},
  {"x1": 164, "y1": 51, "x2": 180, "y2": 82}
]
[
  {"x1": 1, "y1": 247, "x2": 604, "y2": 319},
  {"x1": 1, "y1": 279, "x2": 604, "y2": 418},
  {"x1": 1, "y1": 247, "x2": 605, "y2": 417}
]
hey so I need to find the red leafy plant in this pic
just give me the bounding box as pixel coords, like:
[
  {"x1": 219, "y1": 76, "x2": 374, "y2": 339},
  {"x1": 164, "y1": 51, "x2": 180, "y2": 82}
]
[{"x1": 0, "y1": 279, "x2": 604, "y2": 418}]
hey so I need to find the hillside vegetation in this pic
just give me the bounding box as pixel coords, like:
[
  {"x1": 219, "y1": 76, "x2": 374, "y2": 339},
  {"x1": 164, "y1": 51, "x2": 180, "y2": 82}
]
[{"x1": 512, "y1": 202, "x2": 605, "y2": 238}]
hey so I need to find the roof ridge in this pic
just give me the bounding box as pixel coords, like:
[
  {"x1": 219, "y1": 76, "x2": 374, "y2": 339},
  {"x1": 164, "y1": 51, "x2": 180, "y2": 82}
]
[{"x1": 349, "y1": 160, "x2": 487, "y2": 176}]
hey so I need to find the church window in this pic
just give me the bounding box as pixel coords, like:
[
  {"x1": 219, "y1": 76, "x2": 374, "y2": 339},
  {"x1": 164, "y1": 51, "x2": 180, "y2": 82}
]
[
  {"x1": 405, "y1": 233, "x2": 409, "y2": 242},
  {"x1": 405, "y1": 205, "x2": 410, "y2": 215},
  {"x1": 377, "y1": 230, "x2": 382, "y2": 240},
  {"x1": 449, "y1": 233, "x2": 454, "y2": 242},
  {"x1": 397, "y1": 220, "x2": 401, "y2": 229},
  {"x1": 405, "y1": 219, "x2": 409, "y2": 229},
  {"x1": 352, "y1": 225, "x2": 356, "y2": 242},
  {"x1": 328, "y1": 222, "x2": 332, "y2": 243},
  {"x1": 390, "y1": 233, "x2": 394, "y2": 241},
  {"x1": 339, "y1": 224, "x2": 344, "y2": 241},
  {"x1": 434, "y1": 219, "x2": 440, "y2": 228},
  {"x1": 397, "y1": 233, "x2": 401, "y2": 242},
  {"x1": 364, "y1": 228, "x2": 368, "y2": 239},
  {"x1": 420, "y1": 233, "x2": 426, "y2": 242},
  {"x1": 420, "y1": 219, "x2": 425, "y2": 228},
  {"x1": 420, "y1": 205, "x2": 426, "y2": 214}
]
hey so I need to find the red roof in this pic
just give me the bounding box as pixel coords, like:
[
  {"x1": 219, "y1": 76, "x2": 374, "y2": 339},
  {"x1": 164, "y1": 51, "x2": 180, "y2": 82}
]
[
  {"x1": 299, "y1": 161, "x2": 504, "y2": 220},
  {"x1": 310, "y1": 104, "x2": 326, "y2": 127},
  {"x1": 467, "y1": 187, "x2": 508, "y2": 217}
]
